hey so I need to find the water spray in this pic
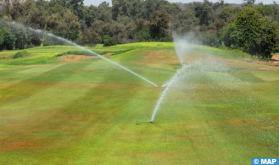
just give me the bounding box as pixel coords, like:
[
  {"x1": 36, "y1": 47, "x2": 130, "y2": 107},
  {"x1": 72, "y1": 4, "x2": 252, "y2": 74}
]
[
  {"x1": 150, "y1": 65, "x2": 186, "y2": 122},
  {"x1": 2, "y1": 21, "x2": 158, "y2": 87}
]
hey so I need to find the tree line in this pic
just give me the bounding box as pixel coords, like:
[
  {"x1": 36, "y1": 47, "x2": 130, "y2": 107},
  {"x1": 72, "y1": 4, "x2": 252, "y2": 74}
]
[{"x1": 0, "y1": 0, "x2": 279, "y2": 58}]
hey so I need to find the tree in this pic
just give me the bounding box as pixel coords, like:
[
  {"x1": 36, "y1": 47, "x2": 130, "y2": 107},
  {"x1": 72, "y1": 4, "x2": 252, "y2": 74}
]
[
  {"x1": 0, "y1": 22, "x2": 31, "y2": 49},
  {"x1": 48, "y1": 4, "x2": 66, "y2": 17},
  {"x1": 69, "y1": 0, "x2": 83, "y2": 12},
  {"x1": 55, "y1": 0, "x2": 69, "y2": 8},
  {"x1": 98, "y1": 1, "x2": 112, "y2": 22},
  {"x1": 125, "y1": 22, "x2": 135, "y2": 40},
  {"x1": 35, "y1": 0, "x2": 49, "y2": 10},
  {"x1": 134, "y1": 18, "x2": 148, "y2": 32},
  {"x1": 10, "y1": 0, "x2": 24, "y2": 21},
  {"x1": 91, "y1": 20, "x2": 104, "y2": 36},
  {"x1": 199, "y1": 0, "x2": 214, "y2": 26},
  {"x1": 27, "y1": 6, "x2": 46, "y2": 28},
  {"x1": 0, "y1": 31, "x2": 5, "y2": 46},
  {"x1": 112, "y1": 0, "x2": 130, "y2": 20},
  {"x1": 243, "y1": 0, "x2": 256, "y2": 6},
  {"x1": 45, "y1": 13, "x2": 64, "y2": 33},
  {"x1": 63, "y1": 10, "x2": 80, "y2": 41},
  {"x1": 217, "y1": 7, "x2": 233, "y2": 22},
  {"x1": 0, "y1": 9, "x2": 3, "y2": 19},
  {"x1": 110, "y1": 22, "x2": 127, "y2": 44},
  {"x1": 1, "y1": 0, "x2": 11, "y2": 15},
  {"x1": 144, "y1": 0, "x2": 169, "y2": 19},
  {"x1": 161, "y1": 2, "x2": 181, "y2": 15},
  {"x1": 117, "y1": 15, "x2": 131, "y2": 25},
  {"x1": 149, "y1": 10, "x2": 170, "y2": 39},
  {"x1": 202, "y1": 33, "x2": 219, "y2": 47},
  {"x1": 211, "y1": 18, "x2": 225, "y2": 35},
  {"x1": 221, "y1": 7, "x2": 279, "y2": 58},
  {"x1": 138, "y1": 29, "x2": 151, "y2": 41},
  {"x1": 81, "y1": 28, "x2": 100, "y2": 46},
  {"x1": 84, "y1": 8, "x2": 95, "y2": 28},
  {"x1": 0, "y1": 23, "x2": 17, "y2": 50},
  {"x1": 256, "y1": 5, "x2": 273, "y2": 17},
  {"x1": 103, "y1": 37, "x2": 117, "y2": 47},
  {"x1": 213, "y1": 0, "x2": 225, "y2": 10}
]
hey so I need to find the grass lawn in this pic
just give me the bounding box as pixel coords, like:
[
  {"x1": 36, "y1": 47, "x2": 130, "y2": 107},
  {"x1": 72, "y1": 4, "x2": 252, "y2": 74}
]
[{"x1": 0, "y1": 43, "x2": 278, "y2": 164}]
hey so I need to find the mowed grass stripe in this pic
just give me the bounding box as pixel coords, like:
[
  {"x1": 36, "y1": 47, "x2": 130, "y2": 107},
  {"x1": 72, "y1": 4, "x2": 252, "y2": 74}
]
[
  {"x1": 0, "y1": 43, "x2": 278, "y2": 164},
  {"x1": 0, "y1": 60, "x2": 160, "y2": 164}
]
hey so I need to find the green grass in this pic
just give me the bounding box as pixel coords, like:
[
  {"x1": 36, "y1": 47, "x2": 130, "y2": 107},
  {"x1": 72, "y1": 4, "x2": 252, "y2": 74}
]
[{"x1": 0, "y1": 43, "x2": 278, "y2": 164}]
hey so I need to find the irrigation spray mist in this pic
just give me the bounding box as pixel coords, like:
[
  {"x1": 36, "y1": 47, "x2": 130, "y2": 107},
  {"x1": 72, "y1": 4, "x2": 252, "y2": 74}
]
[
  {"x1": 172, "y1": 33, "x2": 200, "y2": 65},
  {"x1": 150, "y1": 34, "x2": 279, "y2": 151},
  {"x1": 150, "y1": 64, "x2": 188, "y2": 122},
  {"x1": 150, "y1": 33, "x2": 198, "y2": 122}
]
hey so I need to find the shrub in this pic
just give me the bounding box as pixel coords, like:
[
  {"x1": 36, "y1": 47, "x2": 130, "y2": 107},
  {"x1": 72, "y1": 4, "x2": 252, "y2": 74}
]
[
  {"x1": 55, "y1": 51, "x2": 94, "y2": 57},
  {"x1": 13, "y1": 51, "x2": 27, "y2": 59},
  {"x1": 202, "y1": 33, "x2": 220, "y2": 47},
  {"x1": 101, "y1": 33, "x2": 110, "y2": 44},
  {"x1": 55, "y1": 52, "x2": 68, "y2": 57},
  {"x1": 67, "y1": 51, "x2": 93, "y2": 56},
  {"x1": 138, "y1": 29, "x2": 151, "y2": 42},
  {"x1": 103, "y1": 38, "x2": 117, "y2": 47},
  {"x1": 274, "y1": 42, "x2": 279, "y2": 53},
  {"x1": 163, "y1": 36, "x2": 173, "y2": 42}
]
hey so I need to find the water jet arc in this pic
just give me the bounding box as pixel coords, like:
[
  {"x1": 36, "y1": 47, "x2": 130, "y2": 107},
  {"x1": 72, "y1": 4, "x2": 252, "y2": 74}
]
[
  {"x1": 150, "y1": 65, "x2": 183, "y2": 122},
  {"x1": 3, "y1": 21, "x2": 158, "y2": 87}
]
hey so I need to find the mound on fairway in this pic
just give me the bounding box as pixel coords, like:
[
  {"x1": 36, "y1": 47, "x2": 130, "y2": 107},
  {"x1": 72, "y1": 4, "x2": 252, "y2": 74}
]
[{"x1": 0, "y1": 43, "x2": 278, "y2": 164}]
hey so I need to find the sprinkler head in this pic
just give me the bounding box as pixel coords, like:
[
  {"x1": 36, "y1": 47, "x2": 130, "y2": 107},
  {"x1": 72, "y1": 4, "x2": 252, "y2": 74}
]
[{"x1": 150, "y1": 121, "x2": 152, "y2": 123}]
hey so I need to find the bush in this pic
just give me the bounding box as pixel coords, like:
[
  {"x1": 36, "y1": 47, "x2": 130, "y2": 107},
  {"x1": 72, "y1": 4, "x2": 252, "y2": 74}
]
[
  {"x1": 101, "y1": 33, "x2": 110, "y2": 44},
  {"x1": 67, "y1": 51, "x2": 93, "y2": 56},
  {"x1": 103, "y1": 38, "x2": 117, "y2": 47},
  {"x1": 55, "y1": 51, "x2": 95, "y2": 57},
  {"x1": 202, "y1": 33, "x2": 220, "y2": 47},
  {"x1": 274, "y1": 42, "x2": 279, "y2": 53},
  {"x1": 138, "y1": 29, "x2": 151, "y2": 42},
  {"x1": 13, "y1": 51, "x2": 27, "y2": 59},
  {"x1": 163, "y1": 36, "x2": 173, "y2": 42}
]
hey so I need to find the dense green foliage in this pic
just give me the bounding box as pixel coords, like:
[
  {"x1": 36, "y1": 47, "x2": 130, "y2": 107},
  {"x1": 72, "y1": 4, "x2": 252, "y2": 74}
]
[
  {"x1": 149, "y1": 10, "x2": 170, "y2": 39},
  {"x1": 103, "y1": 37, "x2": 118, "y2": 47},
  {"x1": 0, "y1": 23, "x2": 16, "y2": 50},
  {"x1": 0, "y1": 0, "x2": 279, "y2": 57},
  {"x1": 221, "y1": 7, "x2": 279, "y2": 58}
]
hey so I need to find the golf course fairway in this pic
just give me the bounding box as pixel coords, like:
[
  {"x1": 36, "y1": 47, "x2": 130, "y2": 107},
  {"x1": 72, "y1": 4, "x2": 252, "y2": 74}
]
[{"x1": 0, "y1": 43, "x2": 278, "y2": 164}]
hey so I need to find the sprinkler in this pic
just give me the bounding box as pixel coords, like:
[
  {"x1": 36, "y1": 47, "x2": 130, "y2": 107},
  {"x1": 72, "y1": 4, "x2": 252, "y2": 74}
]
[{"x1": 150, "y1": 121, "x2": 152, "y2": 123}]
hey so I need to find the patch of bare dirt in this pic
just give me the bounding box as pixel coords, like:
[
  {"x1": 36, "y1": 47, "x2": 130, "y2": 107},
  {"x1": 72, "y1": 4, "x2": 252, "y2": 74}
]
[
  {"x1": 139, "y1": 50, "x2": 182, "y2": 65},
  {"x1": 57, "y1": 53, "x2": 115, "y2": 61},
  {"x1": 244, "y1": 55, "x2": 279, "y2": 66},
  {"x1": 144, "y1": 50, "x2": 165, "y2": 59},
  {"x1": 272, "y1": 55, "x2": 279, "y2": 66},
  {"x1": 272, "y1": 55, "x2": 279, "y2": 61}
]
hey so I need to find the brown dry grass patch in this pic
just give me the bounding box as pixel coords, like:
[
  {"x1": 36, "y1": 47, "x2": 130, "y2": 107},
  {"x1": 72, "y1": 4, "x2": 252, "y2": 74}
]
[
  {"x1": 138, "y1": 50, "x2": 180, "y2": 64},
  {"x1": 57, "y1": 53, "x2": 115, "y2": 61}
]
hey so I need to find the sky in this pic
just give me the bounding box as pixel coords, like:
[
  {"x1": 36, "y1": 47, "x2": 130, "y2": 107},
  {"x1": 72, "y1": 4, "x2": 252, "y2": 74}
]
[{"x1": 84, "y1": 0, "x2": 273, "y2": 7}]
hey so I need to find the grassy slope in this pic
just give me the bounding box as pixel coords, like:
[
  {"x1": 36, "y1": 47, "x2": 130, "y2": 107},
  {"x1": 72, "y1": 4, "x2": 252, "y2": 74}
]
[{"x1": 0, "y1": 43, "x2": 278, "y2": 164}]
